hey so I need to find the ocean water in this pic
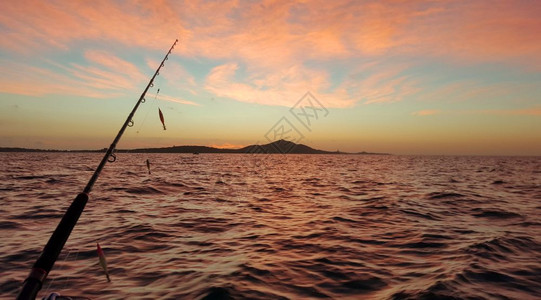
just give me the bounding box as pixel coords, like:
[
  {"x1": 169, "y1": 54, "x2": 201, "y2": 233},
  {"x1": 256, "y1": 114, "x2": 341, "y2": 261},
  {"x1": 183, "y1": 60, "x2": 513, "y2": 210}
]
[{"x1": 0, "y1": 153, "x2": 540, "y2": 299}]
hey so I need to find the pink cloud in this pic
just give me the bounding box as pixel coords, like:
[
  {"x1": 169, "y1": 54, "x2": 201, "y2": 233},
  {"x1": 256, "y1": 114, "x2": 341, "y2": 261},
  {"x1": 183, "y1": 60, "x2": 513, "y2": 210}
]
[
  {"x1": 0, "y1": 51, "x2": 146, "y2": 97},
  {"x1": 0, "y1": 60, "x2": 114, "y2": 97},
  {"x1": 2, "y1": 1, "x2": 538, "y2": 68},
  {"x1": 333, "y1": 61, "x2": 421, "y2": 105},
  {"x1": 85, "y1": 50, "x2": 146, "y2": 83},
  {"x1": 395, "y1": 1, "x2": 541, "y2": 69},
  {"x1": 146, "y1": 59, "x2": 197, "y2": 93},
  {"x1": 205, "y1": 62, "x2": 355, "y2": 108},
  {"x1": 412, "y1": 109, "x2": 442, "y2": 116},
  {"x1": 0, "y1": 0, "x2": 183, "y2": 53},
  {"x1": 1, "y1": 0, "x2": 539, "y2": 107}
]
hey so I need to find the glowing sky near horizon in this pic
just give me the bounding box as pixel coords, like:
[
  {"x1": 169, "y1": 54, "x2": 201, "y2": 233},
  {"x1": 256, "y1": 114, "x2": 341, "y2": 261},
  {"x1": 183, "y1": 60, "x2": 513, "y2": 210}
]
[{"x1": 0, "y1": 0, "x2": 539, "y2": 155}]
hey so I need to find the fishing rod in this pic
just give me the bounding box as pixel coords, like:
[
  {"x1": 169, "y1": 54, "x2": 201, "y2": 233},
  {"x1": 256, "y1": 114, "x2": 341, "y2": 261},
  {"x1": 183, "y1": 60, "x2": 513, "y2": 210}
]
[{"x1": 16, "y1": 39, "x2": 178, "y2": 300}]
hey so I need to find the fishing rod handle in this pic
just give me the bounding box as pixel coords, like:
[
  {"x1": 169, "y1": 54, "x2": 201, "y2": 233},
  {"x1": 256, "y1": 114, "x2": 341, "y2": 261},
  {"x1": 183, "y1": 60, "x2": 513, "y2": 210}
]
[{"x1": 17, "y1": 193, "x2": 89, "y2": 300}]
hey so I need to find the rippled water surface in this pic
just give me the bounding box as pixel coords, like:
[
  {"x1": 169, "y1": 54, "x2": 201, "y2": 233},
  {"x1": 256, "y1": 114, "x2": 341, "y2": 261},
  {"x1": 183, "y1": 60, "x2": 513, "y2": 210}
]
[{"x1": 1, "y1": 153, "x2": 540, "y2": 299}]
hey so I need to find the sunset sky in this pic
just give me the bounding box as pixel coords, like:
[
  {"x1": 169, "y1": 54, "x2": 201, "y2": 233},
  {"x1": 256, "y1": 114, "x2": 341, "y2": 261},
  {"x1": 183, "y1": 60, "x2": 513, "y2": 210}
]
[{"x1": 0, "y1": 0, "x2": 539, "y2": 155}]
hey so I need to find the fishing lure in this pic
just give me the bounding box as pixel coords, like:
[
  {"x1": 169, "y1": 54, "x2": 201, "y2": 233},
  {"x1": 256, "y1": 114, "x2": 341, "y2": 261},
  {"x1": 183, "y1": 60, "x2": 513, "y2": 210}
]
[
  {"x1": 159, "y1": 108, "x2": 166, "y2": 130},
  {"x1": 96, "y1": 242, "x2": 111, "y2": 282}
]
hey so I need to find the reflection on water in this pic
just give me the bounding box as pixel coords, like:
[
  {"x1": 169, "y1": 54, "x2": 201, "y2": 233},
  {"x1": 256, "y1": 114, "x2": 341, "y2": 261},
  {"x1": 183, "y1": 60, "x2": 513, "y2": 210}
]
[{"x1": 1, "y1": 153, "x2": 540, "y2": 299}]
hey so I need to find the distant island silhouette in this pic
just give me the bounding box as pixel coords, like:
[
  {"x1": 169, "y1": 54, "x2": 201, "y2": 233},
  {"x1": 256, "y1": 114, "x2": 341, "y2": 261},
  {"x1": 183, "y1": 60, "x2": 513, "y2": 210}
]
[{"x1": 0, "y1": 139, "x2": 389, "y2": 155}]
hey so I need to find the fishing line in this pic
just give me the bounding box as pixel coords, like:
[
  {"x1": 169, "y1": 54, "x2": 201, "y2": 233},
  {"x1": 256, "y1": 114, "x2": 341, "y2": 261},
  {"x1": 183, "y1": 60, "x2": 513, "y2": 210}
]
[
  {"x1": 134, "y1": 79, "x2": 163, "y2": 177},
  {"x1": 42, "y1": 247, "x2": 73, "y2": 295},
  {"x1": 135, "y1": 85, "x2": 161, "y2": 135},
  {"x1": 61, "y1": 248, "x2": 80, "y2": 290}
]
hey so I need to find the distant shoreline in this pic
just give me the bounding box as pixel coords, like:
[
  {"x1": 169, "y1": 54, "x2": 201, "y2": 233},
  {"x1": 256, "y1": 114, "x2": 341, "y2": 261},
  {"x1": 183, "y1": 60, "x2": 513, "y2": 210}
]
[{"x1": 0, "y1": 140, "x2": 390, "y2": 155}]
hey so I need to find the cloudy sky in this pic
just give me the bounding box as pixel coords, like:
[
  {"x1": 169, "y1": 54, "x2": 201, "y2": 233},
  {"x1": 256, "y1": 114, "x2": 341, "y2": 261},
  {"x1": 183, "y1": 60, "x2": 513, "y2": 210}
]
[{"x1": 0, "y1": 0, "x2": 539, "y2": 155}]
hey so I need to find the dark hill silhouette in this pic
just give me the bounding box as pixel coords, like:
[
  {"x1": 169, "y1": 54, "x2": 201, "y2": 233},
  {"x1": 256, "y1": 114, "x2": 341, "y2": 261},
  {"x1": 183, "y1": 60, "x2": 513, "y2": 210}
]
[
  {"x1": 129, "y1": 139, "x2": 333, "y2": 154},
  {"x1": 0, "y1": 140, "x2": 389, "y2": 155},
  {"x1": 239, "y1": 139, "x2": 333, "y2": 154}
]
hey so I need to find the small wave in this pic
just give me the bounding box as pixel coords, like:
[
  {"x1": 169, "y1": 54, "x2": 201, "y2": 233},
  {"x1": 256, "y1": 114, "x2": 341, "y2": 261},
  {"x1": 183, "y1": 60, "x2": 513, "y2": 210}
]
[
  {"x1": 14, "y1": 175, "x2": 46, "y2": 180},
  {"x1": 390, "y1": 239, "x2": 448, "y2": 249},
  {"x1": 465, "y1": 236, "x2": 538, "y2": 259},
  {"x1": 0, "y1": 220, "x2": 21, "y2": 229},
  {"x1": 123, "y1": 186, "x2": 164, "y2": 194},
  {"x1": 392, "y1": 281, "x2": 462, "y2": 300},
  {"x1": 352, "y1": 180, "x2": 369, "y2": 184},
  {"x1": 239, "y1": 263, "x2": 272, "y2": 277},
  {"x1": 472, "y1": 208, "x2": 522, "y2": 219},
  {"x1": 214, "y1": 197, "x2": 232, "y2": 203},
  {"x1": 365, "y1": 204, "x2": 389, "y2": 210},
  {"x1": 124, "y1": 223, "x2": 155, "y2": 235},
  {"x1": 173, "y1": 217, "x2": 238, "y2": 233},
  {"x1": 249, "y1": 205, "x2": 264, "y2": 212},
  {"x1": 421, "y1": 233, "x2": 453, "y2": 240},
  {"x1": 17, "y1": 212, "x2": 62, "y2": 220},
  {"x1": 518, "y1": 221, "x2": 541, "y2": 227},
  {"x1": 240, "y1": 234, "x2": 259, "y2": 240},
  {"x1": 200, "y1": 287, "x2": 233, "y2": 300},
  {"x1": 458, "y1": 268, "x2": 525, "y2": 289},
  {"x1": 45, "y1": 177, "x2": 64, "y2": 184},
  {"x1": 169, "y1": 182, "x2": 187, "y2": 187},
  {"x1": 332, "y1": 216, "x2": 357, "y2": 223},
  {"x1": 0, "y1": 279, "x2": 21, "y2": 295},
  {"x1": 341, "y1": 276, "x2": 387, "y2": 292},
  {"x1": 363, "y1": 196, "x2": 386, "y2": 202},
  {"x1": 185, "y1": 240, "x2": 214, "y2": 247},
  {"x1": 427, "y1": 192, "x2": 464, "y2": 199},
  {"x1": 122, "y1": 170, "x2": 139, "y2": 176},
  {"x1": 135, "y1": 270, "x2": 167, "y2": 285},
  {"x1": 338, "y1": 186, "x2": 351, "y2": 193},
  {"x1": 349, "y1": 238, "x2": 386, "y2": 245},
  {"x1": 199, "y1": 285, "x2": 289, "y2": 300},
  {"x1": 400, "y1": 209, "x2": 441, "y2": 221},
  {"x1": 133, "y1": 231, "x2": 172, "y2": 242},
  {"x1": 71, "y1": 248, "x2": 100, "y2": 259},
  {"x1": 292, "y1": 232, "x2": 325, "y2": 239},
  {"x1": 1, "y1": 248, "x2": 40, "y2": 263}
]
